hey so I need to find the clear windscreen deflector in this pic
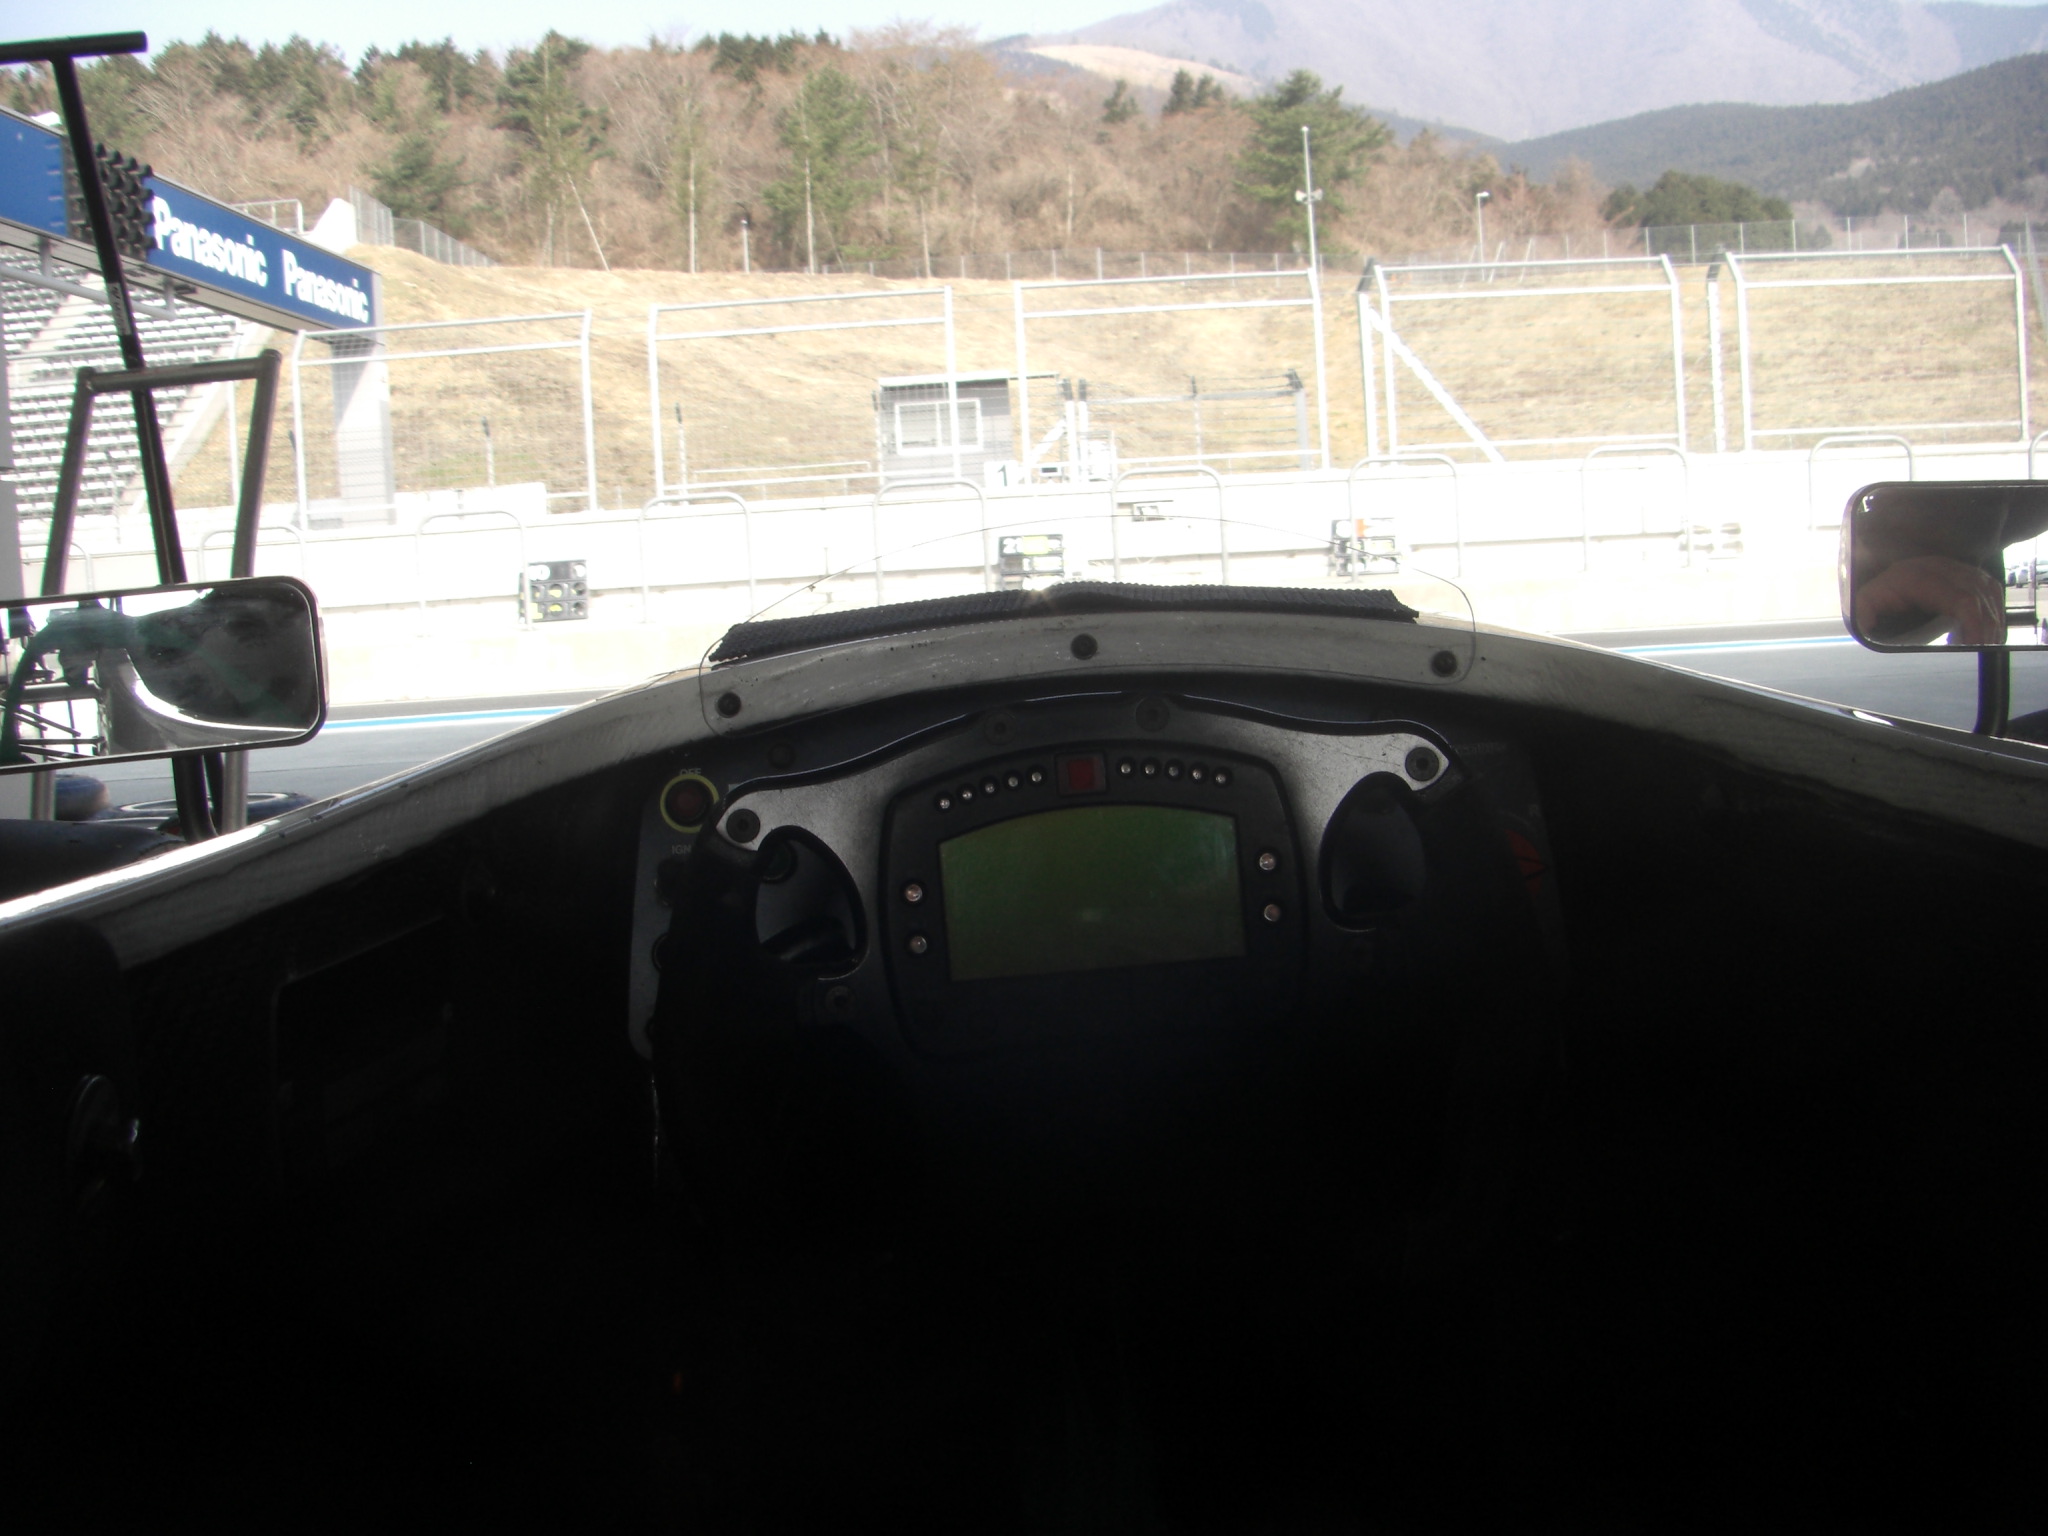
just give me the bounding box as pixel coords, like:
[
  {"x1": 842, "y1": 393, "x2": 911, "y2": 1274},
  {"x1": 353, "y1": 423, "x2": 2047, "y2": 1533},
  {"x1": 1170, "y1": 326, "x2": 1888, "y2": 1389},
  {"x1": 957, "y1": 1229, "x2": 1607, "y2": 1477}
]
[{"x1": 693, "y1": 489, "x2": 1475, "y2": 734}]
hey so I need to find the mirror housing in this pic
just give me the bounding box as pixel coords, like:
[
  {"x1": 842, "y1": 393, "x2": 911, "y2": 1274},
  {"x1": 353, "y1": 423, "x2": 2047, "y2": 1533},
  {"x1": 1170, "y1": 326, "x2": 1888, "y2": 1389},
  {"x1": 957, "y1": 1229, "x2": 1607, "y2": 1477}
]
[
  {"x1": 1, "y1": 576, "x2": 326, "y2": 773},
  {"x1": 1841, "y1": 481, "x2": 2048, "y2": 651}
]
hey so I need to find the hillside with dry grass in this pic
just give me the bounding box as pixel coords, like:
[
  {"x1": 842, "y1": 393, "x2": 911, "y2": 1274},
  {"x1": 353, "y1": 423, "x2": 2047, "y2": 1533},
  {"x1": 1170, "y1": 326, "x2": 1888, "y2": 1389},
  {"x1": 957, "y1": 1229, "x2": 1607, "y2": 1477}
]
[{"x1": 164, "y1": 244, "x2": 2046, "y2": 521}]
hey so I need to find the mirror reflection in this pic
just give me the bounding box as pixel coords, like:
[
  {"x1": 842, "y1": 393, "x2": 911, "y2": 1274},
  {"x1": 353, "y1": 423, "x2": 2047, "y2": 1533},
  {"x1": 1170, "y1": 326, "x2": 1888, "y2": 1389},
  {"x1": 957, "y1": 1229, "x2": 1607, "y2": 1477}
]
[
  {"x1": 1, "y1": 577, "x2": 324, "y2": 772},
  {"x1": 1843, "y1": 481, "x2": 2048, "y2": 650}
]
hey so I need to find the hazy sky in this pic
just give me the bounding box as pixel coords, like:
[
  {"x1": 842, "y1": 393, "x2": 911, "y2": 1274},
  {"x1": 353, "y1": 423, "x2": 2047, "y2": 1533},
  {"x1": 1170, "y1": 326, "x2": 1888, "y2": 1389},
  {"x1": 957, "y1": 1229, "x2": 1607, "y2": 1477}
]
[
  {"x1": 0, "y1": 2, "x2": 1117, "y2": 62},
  {"x1": 5, "y1": 1, "x2": 2041, "y2": 66}
]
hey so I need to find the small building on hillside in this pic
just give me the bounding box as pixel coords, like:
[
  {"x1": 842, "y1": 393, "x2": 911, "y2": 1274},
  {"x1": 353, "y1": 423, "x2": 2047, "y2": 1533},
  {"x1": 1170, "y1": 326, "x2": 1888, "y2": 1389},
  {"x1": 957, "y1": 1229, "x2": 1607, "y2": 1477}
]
[{"x1": 874, "y1": 372, "x2": 1015, "y2": 485}]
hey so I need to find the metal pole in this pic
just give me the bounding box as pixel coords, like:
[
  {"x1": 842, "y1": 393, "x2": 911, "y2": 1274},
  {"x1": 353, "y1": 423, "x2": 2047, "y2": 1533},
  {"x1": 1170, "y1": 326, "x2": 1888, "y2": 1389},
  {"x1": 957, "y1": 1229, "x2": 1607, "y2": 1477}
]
[
  {"x1": 47, "y1": 49, "x2": 183, "y2": 586},
  {"x1": 1976, "y1": 650, "x2": 2010, "y2": 736},
  {"x1": 2003, "y1": 243, "x2": 2032, "y2": 445},
  {"x1": 1013, "y1": 281, "x2": 1031, "y2": 479},
  {"x1": 871, "y1": 495, "x2": 886, "y2": 602},
  {"x1": 230, "y1": 350, "x2": 281, "y2": 580},
  {"x1": 1375, "y1": 264, "x2": 1399, "y2": 454},
  {"x1": 1706, "y1": 260, "x2": 1728, "y2": 454},
  {"x1": 1729, "y1": 255, "x2": 1756, "y2": 450},
  {"x1": 1300, "y1": 126, "x2": 1331, "y2": 470},
  {"x1": 944, "y1": 286, "x2": 962, "y2": 485},
  {"x1": 1661, "y1": 255, "x2": 1688, "y2": 453},
  {"x1": 1357, "y1": 271, "x2": 1381, "y2": 460},
  {"x1": 42, "y1": 371, "x2": 96, "y2": 593},
  {"x1": 291, "y1": 332, "x2": 308, "y2": 527},
  {"x1": 579, "y1": 309, "x2": 598, "y2": 511},
  {"x1": 646, "y1": 305, "x2": 665, "y2": 499}
]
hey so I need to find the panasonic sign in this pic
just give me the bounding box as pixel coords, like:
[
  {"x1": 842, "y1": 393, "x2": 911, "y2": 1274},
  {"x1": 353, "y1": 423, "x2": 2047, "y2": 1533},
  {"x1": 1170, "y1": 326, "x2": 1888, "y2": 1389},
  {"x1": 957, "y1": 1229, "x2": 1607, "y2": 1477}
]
[
  {"x1": 0, "y1": 108, "x2": 379, "y2": 331},
  {"x1": 143, "y1": 178, "x2": 375, "y2": 330}
]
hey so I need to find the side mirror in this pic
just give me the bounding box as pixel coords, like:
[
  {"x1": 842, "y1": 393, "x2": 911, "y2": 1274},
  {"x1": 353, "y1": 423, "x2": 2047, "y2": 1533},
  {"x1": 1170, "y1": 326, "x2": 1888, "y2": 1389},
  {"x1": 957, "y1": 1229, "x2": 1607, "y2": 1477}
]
[
  {"x1": 2, "y1": 576, "x2": 325, "y2": 773},
  {"x1": 1841, "y1": 481, "x2": 2048, "y2": 651}
]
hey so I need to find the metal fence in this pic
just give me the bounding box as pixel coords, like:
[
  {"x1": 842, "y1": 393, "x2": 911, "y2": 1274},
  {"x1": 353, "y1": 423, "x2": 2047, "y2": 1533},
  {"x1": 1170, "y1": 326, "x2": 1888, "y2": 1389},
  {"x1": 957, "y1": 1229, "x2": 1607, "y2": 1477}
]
[
  {"x1": 1643, "y1": 221, "x2": 1809, "y2": 263},
  {"x1": 230, "y1": 198, "x2": 305, "y2": 234},
  {"x1": 823, "y1": 249, "x2": 1330, "y2": 282},
  {"x1": 347, "y1": 186, "x2": 495, "y2": 269},
  {"x1": 289, "y1": 310, "x2": 597, "y2": 524},
  {"x1": 1361, "y1": 256, "x2": 1687, "y2": 461},
  {"x1": 1716, "y1": 247, "x2": 2030, "y2": 450},
  {"x1": 646, "y1": 288, "x2": 962, "y2": 500},
  {"x1": 1012, "y1": 268, "x2": 1331, "y2": 481}
]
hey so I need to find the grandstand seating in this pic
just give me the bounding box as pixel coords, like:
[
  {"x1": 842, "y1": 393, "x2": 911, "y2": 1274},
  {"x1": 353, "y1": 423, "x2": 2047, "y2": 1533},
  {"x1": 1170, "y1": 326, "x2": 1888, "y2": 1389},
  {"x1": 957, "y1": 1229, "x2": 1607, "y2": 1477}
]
[{"x1": 3, "y1": 251, "x2": 244, "y2": 537}]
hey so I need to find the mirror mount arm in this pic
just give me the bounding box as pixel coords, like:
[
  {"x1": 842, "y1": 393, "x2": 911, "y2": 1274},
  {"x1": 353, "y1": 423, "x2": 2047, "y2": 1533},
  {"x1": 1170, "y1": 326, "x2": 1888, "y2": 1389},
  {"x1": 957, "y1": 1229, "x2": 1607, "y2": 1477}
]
[
  {"x1": 1975, "y1": 651, "x2": 2011, "y2": 736},
  {"x1": 41, "y1": 352, "x2": 284, "y2": 839}
]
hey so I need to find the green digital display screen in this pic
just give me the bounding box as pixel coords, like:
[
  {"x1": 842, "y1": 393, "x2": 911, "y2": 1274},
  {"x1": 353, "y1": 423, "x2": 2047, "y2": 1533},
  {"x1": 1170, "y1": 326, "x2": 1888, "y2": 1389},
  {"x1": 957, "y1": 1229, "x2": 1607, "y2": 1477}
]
[{"x1": 939, "y1": 805, "x2": 1245, "y2": 982}]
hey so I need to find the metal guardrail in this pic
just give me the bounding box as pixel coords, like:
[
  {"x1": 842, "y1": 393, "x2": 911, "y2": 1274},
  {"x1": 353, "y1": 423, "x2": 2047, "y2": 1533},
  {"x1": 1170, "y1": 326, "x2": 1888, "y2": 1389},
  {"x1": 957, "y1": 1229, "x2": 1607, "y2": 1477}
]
[
  {"x1": 1807, "y1": 434, "x2": 1915, "y2": 530},
  {"x1": 870, "y1": 478, "x2": 991, "y2": 600},
  {"x1": 2030, "y1": 429, "x2": 2048, "y2": 480},
  {"x1": 1347, "y1": 455, "x2": 1460, "y2": 576},
  {"x1": 1109, "y1": 465, "x2": 1227, "y2": 583},
  {"x1": 415, "y1": 509, "x2": 527, "y2": 625},
  {"x1": 640, "y1": 491, "x2": 755, "y2": 616},
  {"x1": 1727, "y1": 250, "x2": 2026, "y2": 452},
  {"x1": 197, "y1": 523, "x2": 304, "y2": 580},
  {"x1": 1581, "y1": 445, "x2": 1691, "y2": 569}
]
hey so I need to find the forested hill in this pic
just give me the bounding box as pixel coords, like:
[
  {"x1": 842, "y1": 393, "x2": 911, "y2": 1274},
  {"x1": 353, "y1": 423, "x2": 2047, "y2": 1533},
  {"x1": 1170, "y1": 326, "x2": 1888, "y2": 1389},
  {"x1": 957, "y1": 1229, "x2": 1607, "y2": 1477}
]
[
  {"x1": 0, "y1": 31, "x2": 1602, "y2": 271},
  {"x1": 1507, "y1": 50, "x2": 2048, "y2": 216}
]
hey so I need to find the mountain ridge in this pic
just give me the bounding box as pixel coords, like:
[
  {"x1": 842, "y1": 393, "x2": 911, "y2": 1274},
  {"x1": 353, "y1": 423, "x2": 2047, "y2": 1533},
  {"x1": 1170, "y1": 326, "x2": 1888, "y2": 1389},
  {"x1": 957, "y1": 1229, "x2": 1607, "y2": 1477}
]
[
  {"x1": 1043, "y1": 0, "x2": 2048, "y2": 139},
  {"x1": 1501, "y1": 50, "x2": 2048, "y2": 216}
]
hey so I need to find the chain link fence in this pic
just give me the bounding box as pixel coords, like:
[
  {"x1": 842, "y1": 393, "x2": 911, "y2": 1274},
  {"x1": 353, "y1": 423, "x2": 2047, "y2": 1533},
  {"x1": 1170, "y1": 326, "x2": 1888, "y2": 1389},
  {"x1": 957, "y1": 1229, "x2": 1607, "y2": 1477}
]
[
  {"x1": 821, "y1": 249, "x2": 1325, "y2": 282},
  {"x1": 648, "y1": 288, "x2": 961, "y2": 499},
  {"x1": 1363, "y1": 257, "x2": 1687, "y2": 459},
  {"x1": 1013, "y1": 269, "x2": 1332, "y2": 481},
  {"x1": 288, "y1": 311, "x2": 596, "y2": 526},
  {"x1": 347, "y1": 187, "x2": 495, "y2": 268}
]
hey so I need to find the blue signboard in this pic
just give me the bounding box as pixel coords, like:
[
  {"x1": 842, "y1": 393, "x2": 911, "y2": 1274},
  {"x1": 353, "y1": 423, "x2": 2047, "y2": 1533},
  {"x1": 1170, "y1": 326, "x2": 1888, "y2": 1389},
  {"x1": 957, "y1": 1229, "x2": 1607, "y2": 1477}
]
[
  {"x1": 0, "y1": 106, "x2": 377, "y2": 332},
  {"x1": 143, "y1": 177, "x2": 375, "y2": 330},
  {"x1": 0, "y1": 114, "x2": 65, "y2": 235}
]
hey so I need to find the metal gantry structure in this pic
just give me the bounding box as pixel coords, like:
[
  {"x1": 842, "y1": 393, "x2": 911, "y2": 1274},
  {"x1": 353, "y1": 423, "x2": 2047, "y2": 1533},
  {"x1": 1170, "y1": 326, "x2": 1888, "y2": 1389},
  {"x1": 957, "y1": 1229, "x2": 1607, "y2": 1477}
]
[{"x1": 0, "y1": 31, "x2": 287, "y2": 838}]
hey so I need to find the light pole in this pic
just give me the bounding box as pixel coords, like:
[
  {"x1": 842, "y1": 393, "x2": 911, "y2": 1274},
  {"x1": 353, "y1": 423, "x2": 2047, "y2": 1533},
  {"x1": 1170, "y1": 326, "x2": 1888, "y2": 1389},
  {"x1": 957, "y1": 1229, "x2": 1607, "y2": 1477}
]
[
  {"x1": 738, "y1": 212, "x2": 751, "y2": 274},
  {"x1": 1296, "y1": 124, "x2": 1323, "y2": 272},
  {"x1": 1475, "y1": 189, "x2": 1490, "y2": 261},
  {"x1": 1296, "y1": 125, "x2": 1332, "y2": 469}
]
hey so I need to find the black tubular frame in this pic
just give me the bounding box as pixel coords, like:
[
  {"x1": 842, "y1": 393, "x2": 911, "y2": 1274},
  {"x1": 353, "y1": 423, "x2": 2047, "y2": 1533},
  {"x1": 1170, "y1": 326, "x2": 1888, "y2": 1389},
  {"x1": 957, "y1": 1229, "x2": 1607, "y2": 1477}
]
[
  {"x1": 41, "y1": 352, "x2": 284, "y2": 595},
  {"x1": 3, "y1": 31, "x2": 293, "y2": 841},
  {"x1": 1976, "y1": 651, "x2": 2011, "y2": 736}
]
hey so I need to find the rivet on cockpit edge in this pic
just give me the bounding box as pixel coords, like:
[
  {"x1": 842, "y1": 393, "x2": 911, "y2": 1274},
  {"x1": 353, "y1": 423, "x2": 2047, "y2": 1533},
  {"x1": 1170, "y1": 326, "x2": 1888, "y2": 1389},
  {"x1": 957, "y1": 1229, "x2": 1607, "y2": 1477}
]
[
  {"x1": 716, "y1": 691, "x2": 743, "y2": 717},
  {"x1": 1429, "y1": 651, "x2": 1458, "y2": 678},
  {"x1": 1405, "y1": 747, "x2": 1442, "y2": 783},
  {"x1": 1071, "y1": 633, "x2": 1099, "y2": 659}
]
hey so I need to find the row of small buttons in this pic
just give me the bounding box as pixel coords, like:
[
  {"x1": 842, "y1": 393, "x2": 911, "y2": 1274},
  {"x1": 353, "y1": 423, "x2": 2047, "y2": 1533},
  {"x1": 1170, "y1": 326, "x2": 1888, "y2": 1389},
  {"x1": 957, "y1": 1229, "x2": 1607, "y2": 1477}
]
[
  {"x1": 1116, "y1": 757, "x2": 1232, "y2": 786},
  {"x1": 935, "y1": 765, "x2": 1046, "y2": 813}
]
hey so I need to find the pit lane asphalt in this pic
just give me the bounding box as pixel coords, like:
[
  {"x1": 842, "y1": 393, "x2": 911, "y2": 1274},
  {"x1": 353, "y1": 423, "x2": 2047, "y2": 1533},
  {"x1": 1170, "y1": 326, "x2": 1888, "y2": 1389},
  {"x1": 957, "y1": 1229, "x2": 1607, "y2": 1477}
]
[{"x1": 70, "y1": 625, "x2": 2048, "y2": 815}]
